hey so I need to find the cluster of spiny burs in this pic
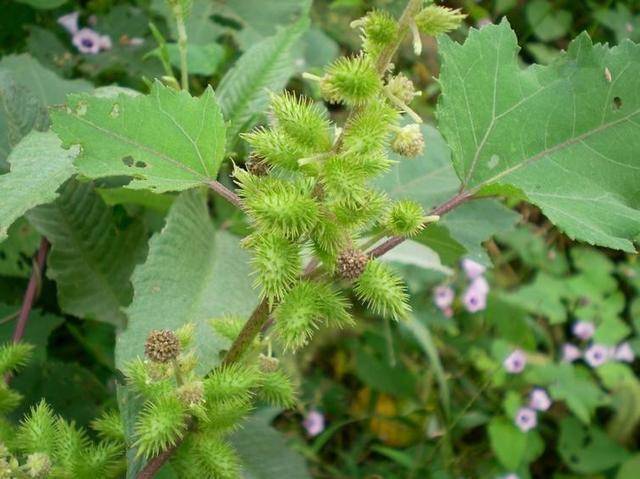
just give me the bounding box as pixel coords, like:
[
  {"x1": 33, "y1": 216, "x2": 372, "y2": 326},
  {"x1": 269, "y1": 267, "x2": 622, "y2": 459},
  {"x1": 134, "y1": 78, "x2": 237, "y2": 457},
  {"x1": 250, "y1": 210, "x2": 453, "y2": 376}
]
[
  {"x1": 0, "y1": 342, "x2": 126, "y2": 478},
  {"x1": 237, "y1": 3, "x2": 465, "y2": 351},
  {"x1": 123, "y1": 4, "x2": 466, "y2": 478},
  {"x1": 125, "y1": 323, "x2": 294, "y2": 477}
]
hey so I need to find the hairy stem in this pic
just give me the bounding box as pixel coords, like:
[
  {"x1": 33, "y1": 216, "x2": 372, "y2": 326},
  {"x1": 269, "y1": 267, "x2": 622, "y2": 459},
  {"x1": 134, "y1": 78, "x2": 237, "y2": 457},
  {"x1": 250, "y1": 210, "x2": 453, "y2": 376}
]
[
  {"x1": 375, "y1": 0, "x2": 424, "y2": 74},
  {"x1": 171, "y1": 0, "x2": 189, "y2": 91},
  {"x1": 12, "y1": 238, "x2": 49, "y2": 344},
  {"x1": 368, "y1": 191, "x2": 473, "y2": 258},
  {"x1": 208, "y1": 180, "x2": 243, "y2": 209},
  {"x1": 137, "y1": 446, "x2": 179, "y2": 479},
  {"x1": 221, "y1": 298, "x2": 270, "y2": 365}
]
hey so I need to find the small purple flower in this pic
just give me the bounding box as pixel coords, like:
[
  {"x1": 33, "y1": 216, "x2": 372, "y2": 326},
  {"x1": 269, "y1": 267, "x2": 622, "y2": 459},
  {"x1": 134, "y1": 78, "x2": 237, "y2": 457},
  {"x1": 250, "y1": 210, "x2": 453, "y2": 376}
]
[
  {"x1": 462, "y1": 277, "x2": 489, "y2": 313},
  {"x1": 303, "y1": 409, "x2": 325, "y2": 437},
  {"x1": 584, "y1": 344, "x2": 610, "y2": 368},
  {"x1": 572, "y1": 321, "x2": 595, "y2": 341},
  {"x1": 514, "y1": 407, "x2": 537, "y2": 432},
  {"x1": 529, "y1": 388, "x2": 552, "y2": 411},
  {"x1": 433, "y1": 285, "x2": 454, "y2": 310},
  {"x1": 462, "y1": 258, "x2": 486, "y2": 279},
  {"x1": 500, "y1": 474, "x2": 519, "y2": 479},
  {"x1": 72, "y1": 28, "x2": 103, "y2": 54},
  {"x1": 58, "y1": 11, "x2": 79, "y2": 35},
  {"x1": 561, "y1": 343, "x2": 581, "y2": 362},
  {"x1": 503, "y1": 349, "x2": 526, "y2": 374},
  {"x1": 614, "y1": 342, "x2": 635, "y2": 363}
]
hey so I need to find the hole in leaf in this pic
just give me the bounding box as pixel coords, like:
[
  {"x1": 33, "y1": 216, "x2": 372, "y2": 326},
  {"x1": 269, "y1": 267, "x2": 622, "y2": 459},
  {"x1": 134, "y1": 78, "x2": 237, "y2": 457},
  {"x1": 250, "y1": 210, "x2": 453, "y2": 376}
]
[
  {"x1": 613, "y1": 97, "x2": 622, "y2": 110},
  {"x1": 0, "y1": 251, "x2": 6, "y2": 260},
  {"x1": 135, "y1": 160, "x2": 147, "y2": 168},
  {"x1": 570, "y1": 454, "x2": 579, "y2": 464},
  {"x1": 122, "y1": 156, "x2": 134, "y2": 167},
  {"x1": 110, "y1": 104, "x2": 120, "y2": 118}
]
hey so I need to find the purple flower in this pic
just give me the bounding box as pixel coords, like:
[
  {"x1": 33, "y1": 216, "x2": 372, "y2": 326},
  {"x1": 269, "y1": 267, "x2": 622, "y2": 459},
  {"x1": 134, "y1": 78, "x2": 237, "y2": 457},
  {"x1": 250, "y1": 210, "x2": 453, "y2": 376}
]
[
  {"x1": 514, "y1": 407, "x2": 537, "y2": 432},
  {"x1": 303, "y1": 409, "x2": 325, "y2": 437},
  {"x1": 433, "y1": 285, "x2": 454, "y2": 310},
  {"x1": 572, "y1": 321, "x2": 595, "y2": 341},
  {"x1": 561, "y1": 343, "x2": 581, "y2": 362},
  {"x1": 614, "y1": 342, "x2": 635, "y2": 363},
  {"x1": 58, "y1": 11, "x2": 79, "y2": 35},
  {"x1": 503, "y1": 349, "x2": 526, "y2": 374},
  {"x1": 584, "y1": 344, "x2": 610, "y2": 368},
  {"x1": 529, "y1": 388, "x2": 552, "y2": 411},
  {"x1": 72, "y1": 28, "x2": 103, "y2": 54},
  {"x1": 462, "y1": 277, "x2": 489, "y2": 313},
  {"x1": 462, "y1": 258, "x2": 486, "y2": 279}
]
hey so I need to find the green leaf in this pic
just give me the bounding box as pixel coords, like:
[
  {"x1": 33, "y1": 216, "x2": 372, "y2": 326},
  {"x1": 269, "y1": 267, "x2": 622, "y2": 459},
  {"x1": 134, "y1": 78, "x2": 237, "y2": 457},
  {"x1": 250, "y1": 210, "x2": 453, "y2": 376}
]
[
  {"x1": 558, "y1": 417, "x2": 629, "y2": 473},
  {"x1": 404, "y1": 316, "x2": 450, "y2": 416},
  {"x1": 230, "y1": 409, "x2": 311, "y2": 479},
  {"x1": 0, "y1": 54, "x2": 91, "y2": 106},
  {"x1": 115, "y1": 190, "x2": 258, "y2": 373},
  {"x1": 216, "y1": 0, "x2": 311, "y2": 50},
  {"x1": 51, "y1": 82, "x2": 226, "y2": 193},
  {"x1": 166, "y1": 43, "x2": 224, "y2": 76},
  {"x1": 438, "y1": 21, "x2": 640, "y2": 252},
  {"x1": 27, "y1": 181, "x2": 147, "y2": 327},
  {"x1": 502, "y1": 272, "x2": 569, "y2": 324},
  {"x1": 377, "y1": 125, "x2": 459, "y2": 210},
  {"x1": 488, "y1": 417, "x2": 527, "y2": 470},
  {"x1": 0, "y1": 131, "x2": 77, "y2": 241},
  {"x1": 0, "y1": 71, "x2": 48, "y2": 172},
  {"x1": 14, "y1": 0, "x2": 67, "y2": 9},
  {"x1": 440, "y1": 199, "x2": 519, "y2": 266},
  {"x1": 381, "y1": 239, "x2": 452, "y2": 275},
  {"x1": 218, "y1": 17, "x2": 309, "y2": 147},
  {"x1": 525, "y1": 0, "x2": 572, "y2": 42},
  {"x1": 0, "y1": 219, "x2": 40, "y2": 278},
  {"x1": 618, "y1": 455, "x2": 640, "y2": 479}
]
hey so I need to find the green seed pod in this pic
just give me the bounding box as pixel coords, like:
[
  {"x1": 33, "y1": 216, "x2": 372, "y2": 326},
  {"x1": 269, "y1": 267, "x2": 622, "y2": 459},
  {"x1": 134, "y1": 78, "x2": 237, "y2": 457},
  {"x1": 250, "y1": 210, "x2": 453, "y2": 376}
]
[
  {"x1": 353, "y1": 10, "x2": 399, "y2": 57},
  {"x1": 354, "y1": 260, "x2": 411, "y2": 320},
  {"x1": 321, "y1": 55, "x2": 382, "y2": 105},
  {"x1": 133, "y1": 395, "x2": 188, "y2": 459},
  {"x1": 391, "y1": 124, "x2": 424, "y2": 157},
  {"x1": 385, "y1": 200, "x2": 425, "y2": 236},
  {"x1": 251, "y1": 232, "x2": 301, "y2": 302},
  {"x1": 415, "y1": 6, "x2": 466, "y2": 36}
]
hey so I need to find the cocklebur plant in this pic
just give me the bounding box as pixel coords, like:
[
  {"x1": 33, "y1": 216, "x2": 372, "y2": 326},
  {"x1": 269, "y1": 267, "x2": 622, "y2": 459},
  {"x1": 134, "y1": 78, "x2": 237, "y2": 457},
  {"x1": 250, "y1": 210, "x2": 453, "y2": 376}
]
[
  {"x1": 2, "y1": 0, "x2": 640, "y2": 477},
  {"x1": 0, "y1": 343, "x2": 125, "y2": 478}
]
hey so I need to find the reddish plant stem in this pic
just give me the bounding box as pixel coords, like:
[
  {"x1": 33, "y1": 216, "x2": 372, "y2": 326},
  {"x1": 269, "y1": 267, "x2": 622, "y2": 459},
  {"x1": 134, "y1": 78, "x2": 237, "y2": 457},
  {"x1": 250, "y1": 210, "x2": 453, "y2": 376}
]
[
  {"x1": 369, "y1": 191, "x2": 473, "y2": 258},
  {"x1": 12, "y1": 238, "x2": 49, "y2": 344},
  {"x1": 208, "y1": 180, "x2": 243, "y2": 210},
  {"x1": 136, "y1": 446, "x2": 179, "y2": 479}
]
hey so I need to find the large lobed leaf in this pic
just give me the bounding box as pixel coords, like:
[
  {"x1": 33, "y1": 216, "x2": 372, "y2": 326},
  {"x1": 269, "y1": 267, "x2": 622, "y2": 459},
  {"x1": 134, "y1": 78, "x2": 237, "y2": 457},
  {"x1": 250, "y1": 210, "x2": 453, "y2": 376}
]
[
  {"x1": 438, "y1": 20, "x2": 640, "y2": 252},
  {"x1": 51, "y1": 81, "x2": 226, "y2": 193},
  {"x1": 115, "y1": 189, "x2": 259, "y2": 373},
  {"x1": 27, "y1": 180, "x2": 147, "y2": 327},
  {"x1": 0, "y1": 131, "x2": 77, "y2": 241}
]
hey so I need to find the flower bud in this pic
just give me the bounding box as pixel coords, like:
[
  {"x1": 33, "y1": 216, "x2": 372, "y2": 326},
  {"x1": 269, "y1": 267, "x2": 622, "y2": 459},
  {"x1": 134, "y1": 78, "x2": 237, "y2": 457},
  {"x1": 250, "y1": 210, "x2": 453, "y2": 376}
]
[
  {"x1": 386, "y1": 73, "x2": 418, "y2": 105},
  {"x1": 259, "y1": 354, "x2": 280, "y2": 373},
  {"x1": 385, "y1": 199, "x2": 425, "y2": 236},
  {"x1": 337, "y1": 248, "x2": 369, "y2": 281},
  {"x1": 391, "y1": 124, "x2": 424, "y2": 157},
  {"x1": 352, "y1": 10, "x2": 398, "y2": 57},
  {"x1": 414, "y1": 6, "x2": 466, "y2": 37},
  {"x1": 145, "y1": 329, "x2": 180, "y2": 363},
  {"x1": 177, "y1": 381, "x2": 205, "y2": 408},
  {"x1": 25, "y1": 453, "x2": 51, "y2": 478}
]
